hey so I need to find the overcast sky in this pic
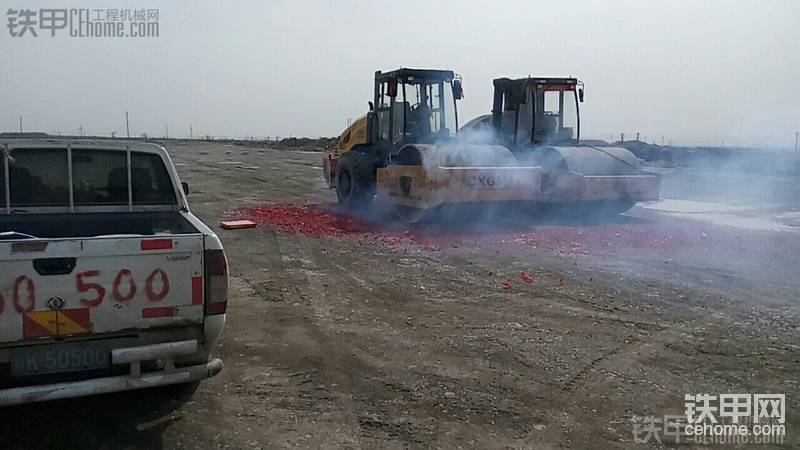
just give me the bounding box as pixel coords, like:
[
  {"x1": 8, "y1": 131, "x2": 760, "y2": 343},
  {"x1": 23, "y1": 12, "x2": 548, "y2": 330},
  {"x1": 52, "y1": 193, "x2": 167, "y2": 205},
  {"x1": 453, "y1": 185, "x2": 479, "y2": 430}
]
[{"x1": 1, "y1": 0, "x2": 798, "y2": 148}]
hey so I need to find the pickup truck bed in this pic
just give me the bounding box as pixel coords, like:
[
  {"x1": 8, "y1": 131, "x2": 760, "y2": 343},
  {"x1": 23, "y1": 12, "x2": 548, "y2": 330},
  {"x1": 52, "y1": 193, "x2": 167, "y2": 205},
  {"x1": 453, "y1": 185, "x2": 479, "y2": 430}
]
[{"x1": 0, "y1": 211, "x2": 199, "y2": 238}]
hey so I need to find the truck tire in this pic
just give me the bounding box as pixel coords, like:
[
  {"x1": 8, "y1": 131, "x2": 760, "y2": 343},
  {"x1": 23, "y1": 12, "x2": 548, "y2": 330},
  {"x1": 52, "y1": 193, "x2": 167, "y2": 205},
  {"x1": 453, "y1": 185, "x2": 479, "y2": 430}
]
[{"x1": 335, "y1": 151, "x2": 377, "y2": 210}]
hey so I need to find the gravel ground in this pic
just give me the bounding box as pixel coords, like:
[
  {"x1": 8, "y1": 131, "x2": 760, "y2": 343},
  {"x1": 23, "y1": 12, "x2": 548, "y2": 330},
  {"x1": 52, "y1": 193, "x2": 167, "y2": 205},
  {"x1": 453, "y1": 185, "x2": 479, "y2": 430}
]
[{"x1": 1, "y1": 141, "x2": 797, "y2": 449}]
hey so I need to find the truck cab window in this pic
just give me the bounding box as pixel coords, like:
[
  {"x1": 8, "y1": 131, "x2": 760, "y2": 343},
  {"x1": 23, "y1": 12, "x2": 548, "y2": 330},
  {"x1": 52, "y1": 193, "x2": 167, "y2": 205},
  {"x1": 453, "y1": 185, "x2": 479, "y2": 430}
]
[
  {"x1": 131, "y1": 152, "x2": 177, "y2": 205},
  {"x1": 8, "y1": 148, "x2": 69, "y2": 207},
  {"x1": 72, "y1": 149, "x2": 129, "y2": 205}
]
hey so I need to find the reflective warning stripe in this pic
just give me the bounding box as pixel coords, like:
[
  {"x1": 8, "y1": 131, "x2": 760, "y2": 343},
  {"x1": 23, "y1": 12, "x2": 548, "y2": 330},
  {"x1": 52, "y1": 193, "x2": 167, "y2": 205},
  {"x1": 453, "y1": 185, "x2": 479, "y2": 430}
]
[
  {"x1": 141, "y1": 239, "x2": 173, "y2": 251},
  {"x1": 192, "y1": 276, "x2": 203, "y2": 305},
  {"x1": 23, "y1": 309, "x2": 92, "y2": 338},
  {"x1": 23, "y1": 312, "x2": 58, "y2": 338},
  {"x1": 57, "y1": 309, "x2": 92, "y2": 335},
  {"x1": 142, "y1": 306, "x2": 175, "y2": 318}
]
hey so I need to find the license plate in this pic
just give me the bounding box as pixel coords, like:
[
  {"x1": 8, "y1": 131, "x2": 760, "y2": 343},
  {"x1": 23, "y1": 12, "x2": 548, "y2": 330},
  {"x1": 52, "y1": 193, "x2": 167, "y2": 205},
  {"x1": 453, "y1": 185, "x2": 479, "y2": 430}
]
[{"x1": 11, "y1": 342, "x2": 111, "y2": 377}]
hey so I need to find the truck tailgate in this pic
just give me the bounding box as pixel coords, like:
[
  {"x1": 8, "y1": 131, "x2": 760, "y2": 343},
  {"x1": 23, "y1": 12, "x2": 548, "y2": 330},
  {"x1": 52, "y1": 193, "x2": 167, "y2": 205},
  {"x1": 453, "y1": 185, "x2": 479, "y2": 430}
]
[{"x1": 0, "y1": 235, "x2": 204, "y2": 344}]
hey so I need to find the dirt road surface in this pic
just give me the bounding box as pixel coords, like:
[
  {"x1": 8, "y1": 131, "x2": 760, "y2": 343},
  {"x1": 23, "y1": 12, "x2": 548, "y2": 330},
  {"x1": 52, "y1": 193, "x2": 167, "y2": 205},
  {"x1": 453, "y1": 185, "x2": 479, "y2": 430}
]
[{"x1": 2, "y1": 141, "x2": 798, "y2": 449}]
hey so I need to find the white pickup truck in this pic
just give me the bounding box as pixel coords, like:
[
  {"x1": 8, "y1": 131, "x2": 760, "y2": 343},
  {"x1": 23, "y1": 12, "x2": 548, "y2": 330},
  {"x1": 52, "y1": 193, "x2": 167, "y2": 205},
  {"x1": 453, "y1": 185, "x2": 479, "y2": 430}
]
[{"x1": 0, "y1": 139, "x2": 228, "y2": 406}]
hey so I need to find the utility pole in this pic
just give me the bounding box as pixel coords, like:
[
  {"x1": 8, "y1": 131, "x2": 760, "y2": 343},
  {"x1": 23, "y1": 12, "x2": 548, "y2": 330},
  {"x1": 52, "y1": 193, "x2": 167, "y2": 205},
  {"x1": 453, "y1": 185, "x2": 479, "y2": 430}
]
[
  {"x1": 125, "y1": 111, "x2": 130, "y2": 138},
  {"x1": 189, "y1": 125, "x2": 193, "y2": 139},
  {"x1": 165, "y1": 123, "x2": 169, "y2": 139},
  {"x1": 19, "y1": 116, "x2": 22, "y2": 133},
  {"x1": 795, "y1": 131, "x2": 799, "y2": 152},
  {"x1": 620, "y1": 133, "x2": 624, "y2": 143}
]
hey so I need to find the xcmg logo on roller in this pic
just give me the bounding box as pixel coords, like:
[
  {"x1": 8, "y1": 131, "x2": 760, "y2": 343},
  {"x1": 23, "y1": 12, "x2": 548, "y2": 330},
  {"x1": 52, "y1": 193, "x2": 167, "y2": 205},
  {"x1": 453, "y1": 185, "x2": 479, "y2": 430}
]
[{"x1": 465, "y1": 175, "x2": 516, "y2": 189}]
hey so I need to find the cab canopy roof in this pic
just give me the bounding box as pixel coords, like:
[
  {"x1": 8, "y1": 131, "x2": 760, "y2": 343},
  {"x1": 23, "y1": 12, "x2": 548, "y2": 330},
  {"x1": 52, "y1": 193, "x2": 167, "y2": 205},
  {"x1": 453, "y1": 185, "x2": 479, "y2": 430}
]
[
  {"x1": 1, "y1": 139, "x2": 167, "y2": 155},
  {"x1": 375, "y1": 68, "x2": 455, "y2": 83},
  {"x1": 493, "y1": 77, "x2": 579, "y2": 91}
]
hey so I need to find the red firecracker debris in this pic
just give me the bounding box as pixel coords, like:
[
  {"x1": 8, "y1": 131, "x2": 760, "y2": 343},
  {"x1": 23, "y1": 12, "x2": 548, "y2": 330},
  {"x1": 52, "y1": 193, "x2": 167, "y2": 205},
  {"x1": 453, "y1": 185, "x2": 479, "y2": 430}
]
[
  {"x1": 502, "y1": 279, "x2": 513, "y2": 289},
  {"x1": 557, "y1": 276, "x2": 565, "y2": 286},
  {"x1": 234, "y1": 204, "x2": 377, "y2": 237},
  {"x1": 230, "y1": 201, "x2": 774, "y2": 256},
  {"x1": 520, "y1": 272, "x2": 534, "y2": 284}
]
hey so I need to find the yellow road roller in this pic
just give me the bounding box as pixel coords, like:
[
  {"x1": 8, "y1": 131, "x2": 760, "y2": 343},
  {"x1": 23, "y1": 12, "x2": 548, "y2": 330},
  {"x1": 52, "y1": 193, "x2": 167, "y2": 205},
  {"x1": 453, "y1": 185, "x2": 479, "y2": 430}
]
[{"x1": 324, "y1": 69, "x2": 659, "y2": 222}]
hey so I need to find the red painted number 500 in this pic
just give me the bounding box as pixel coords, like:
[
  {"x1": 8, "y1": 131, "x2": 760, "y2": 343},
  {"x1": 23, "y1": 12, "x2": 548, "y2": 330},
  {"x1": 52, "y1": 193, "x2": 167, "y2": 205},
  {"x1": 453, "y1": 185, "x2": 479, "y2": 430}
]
[{"x1": 76, "y1": 269, "x2": 171, "y2": 307}]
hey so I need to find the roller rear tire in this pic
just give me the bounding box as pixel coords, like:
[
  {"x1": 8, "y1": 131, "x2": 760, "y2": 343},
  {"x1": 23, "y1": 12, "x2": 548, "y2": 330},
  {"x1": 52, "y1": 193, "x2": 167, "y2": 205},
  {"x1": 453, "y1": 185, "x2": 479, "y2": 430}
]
[
  {"x1": 394, "y1": 205, "x2": 432, "y2": 225},
  {"x1": 335, "y1": 151, "x2": 377, "y2": 210}
]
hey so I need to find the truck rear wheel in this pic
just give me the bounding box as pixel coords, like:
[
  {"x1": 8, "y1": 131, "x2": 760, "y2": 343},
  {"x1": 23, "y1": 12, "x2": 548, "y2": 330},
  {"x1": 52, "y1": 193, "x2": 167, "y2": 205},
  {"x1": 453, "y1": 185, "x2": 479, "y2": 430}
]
[{"x1": 335, "y1": 151, "x2": 377, "y2": 210}]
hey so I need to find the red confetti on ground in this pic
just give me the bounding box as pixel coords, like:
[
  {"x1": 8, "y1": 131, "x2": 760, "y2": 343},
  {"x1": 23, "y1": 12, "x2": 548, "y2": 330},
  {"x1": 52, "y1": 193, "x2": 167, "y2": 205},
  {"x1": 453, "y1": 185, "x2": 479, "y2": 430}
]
[
  {"x1": 236, "y1": 203, "x2": 379, "y2": 237},
  {"x1": 232, "y1": 202, "x2": 791, "y2": 257},
  {"x1": 502, "y1": 279, "x2": 513, "y2": 289},
  {"x1": 520, "y1": 272, "x2": 534, "y2": 284},
  {"x1": 557, "y1": 276, "x2": 565, "y2": 286}
]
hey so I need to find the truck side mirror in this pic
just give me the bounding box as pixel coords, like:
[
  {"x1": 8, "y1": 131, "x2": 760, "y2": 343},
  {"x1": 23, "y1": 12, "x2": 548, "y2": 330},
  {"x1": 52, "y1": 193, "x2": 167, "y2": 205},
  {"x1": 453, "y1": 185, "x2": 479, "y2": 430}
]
[
  {"x1": 578, "y1": 88, "x2": 584, "y2": 102},
  {"x1": 452, "y1": 80, "x2": 463, "y2": 100},
  {"x1": 181, "y1": 182, "x2": 190, "y2": 196},
  {"x1": 368, "y1": 101, "x2": 374, "y2": 111}
]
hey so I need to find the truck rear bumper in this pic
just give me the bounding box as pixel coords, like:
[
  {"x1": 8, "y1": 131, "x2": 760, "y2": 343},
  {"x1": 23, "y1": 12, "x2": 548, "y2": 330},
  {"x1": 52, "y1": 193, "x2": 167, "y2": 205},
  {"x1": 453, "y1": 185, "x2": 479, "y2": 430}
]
[{"x1": 0, "y1": 339, "x2": 223, "y2": 406}]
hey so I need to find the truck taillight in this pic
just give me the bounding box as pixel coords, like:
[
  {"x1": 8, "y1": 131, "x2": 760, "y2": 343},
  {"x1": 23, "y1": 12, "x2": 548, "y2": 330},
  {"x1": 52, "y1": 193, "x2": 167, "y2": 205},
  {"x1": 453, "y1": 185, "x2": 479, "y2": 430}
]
[{"x1": 204, "y1": 249, "x2": 228, "y2": 315}]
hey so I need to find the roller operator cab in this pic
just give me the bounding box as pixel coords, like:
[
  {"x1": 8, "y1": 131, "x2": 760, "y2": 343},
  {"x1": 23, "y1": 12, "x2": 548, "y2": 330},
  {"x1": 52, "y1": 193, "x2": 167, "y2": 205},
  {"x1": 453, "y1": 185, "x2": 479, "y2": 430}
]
[
  {"x1": 490, "y1": 77, "x2": 584, "y2": 146},
  {"x1": 323, "y1": 68, "x2": 463, "y2": 210},
  {"x1": 461, "y1": 77, "x2": 661, "y2": 213}
]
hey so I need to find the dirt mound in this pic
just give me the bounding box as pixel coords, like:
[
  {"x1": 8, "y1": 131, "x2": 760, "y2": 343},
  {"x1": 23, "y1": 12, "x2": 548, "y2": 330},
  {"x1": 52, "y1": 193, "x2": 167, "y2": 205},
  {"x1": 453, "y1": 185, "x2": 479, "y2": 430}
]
[
  {"x1": 272, "y1": 137, "x2": 337, "y2": 152},
  {"x1": 0, "y1": 132, "x2": 51, "y2": 139}
]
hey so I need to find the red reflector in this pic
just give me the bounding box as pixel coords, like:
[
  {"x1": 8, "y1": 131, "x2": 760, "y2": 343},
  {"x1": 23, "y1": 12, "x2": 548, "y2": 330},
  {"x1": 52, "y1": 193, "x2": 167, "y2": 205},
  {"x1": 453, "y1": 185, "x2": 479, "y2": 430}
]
[
  {"x1": 192, "y1": 276, "x2": 203, "y2": 305},
  {"x1": 141, "y1": 239, "x2": 173, "y2": 251},
  {"x1": 142, "y1": 306, "x2": 176, "y2": 318},
  {"x1": 205, "y1": 302, "x2": 227, "y2": 315}
]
